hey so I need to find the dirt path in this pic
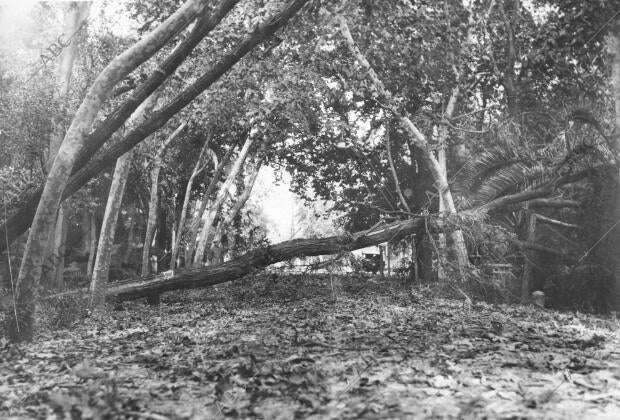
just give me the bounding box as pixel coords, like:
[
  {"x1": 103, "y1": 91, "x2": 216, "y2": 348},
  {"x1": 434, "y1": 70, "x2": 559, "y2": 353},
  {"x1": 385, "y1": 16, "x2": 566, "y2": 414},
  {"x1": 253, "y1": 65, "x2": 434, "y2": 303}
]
[{"x1": 1, "y1": 274, "x2": 619, "y2": 419}]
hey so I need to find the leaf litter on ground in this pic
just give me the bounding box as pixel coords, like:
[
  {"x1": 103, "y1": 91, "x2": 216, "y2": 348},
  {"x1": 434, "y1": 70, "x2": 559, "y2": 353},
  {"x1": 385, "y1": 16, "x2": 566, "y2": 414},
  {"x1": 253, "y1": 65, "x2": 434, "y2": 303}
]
[{"x1": 1, "y1": 273, "x2": 619, "y2": 419}]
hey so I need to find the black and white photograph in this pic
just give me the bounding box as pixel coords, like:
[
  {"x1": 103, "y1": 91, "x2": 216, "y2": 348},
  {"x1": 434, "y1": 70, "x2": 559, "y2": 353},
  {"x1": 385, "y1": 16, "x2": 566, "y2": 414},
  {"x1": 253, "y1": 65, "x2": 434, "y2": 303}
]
[{"x1": 0, "y1": 0, "x2": 619, "y2": 418}]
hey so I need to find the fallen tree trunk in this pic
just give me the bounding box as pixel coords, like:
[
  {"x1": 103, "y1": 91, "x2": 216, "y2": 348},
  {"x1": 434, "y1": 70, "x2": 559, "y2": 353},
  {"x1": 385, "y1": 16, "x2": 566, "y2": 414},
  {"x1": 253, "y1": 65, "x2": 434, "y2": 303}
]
[
  {"x1": 46, "y1": 215, "x2": 581, "y2": 302},
  {"x1": 69, "y1": 218, "x2": 424, "y2": 301}
]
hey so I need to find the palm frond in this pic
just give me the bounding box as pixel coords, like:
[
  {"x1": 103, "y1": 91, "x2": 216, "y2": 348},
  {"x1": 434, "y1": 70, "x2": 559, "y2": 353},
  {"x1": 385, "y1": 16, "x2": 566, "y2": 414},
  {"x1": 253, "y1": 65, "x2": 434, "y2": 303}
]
[
  {"x1": 452, "y1": 148, "x2": 524, "y2": 197},
  {"x1": 453, "y1": 147, "x2": 555, "y2": 208},
  {"x1": 473, "y1": 161, "x2": 551, "y2": 203}
]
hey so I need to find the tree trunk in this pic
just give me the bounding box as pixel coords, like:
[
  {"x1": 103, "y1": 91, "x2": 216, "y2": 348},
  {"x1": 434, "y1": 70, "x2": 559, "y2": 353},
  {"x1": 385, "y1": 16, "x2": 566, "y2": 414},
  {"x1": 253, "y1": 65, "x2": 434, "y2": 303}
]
[
  {"x1": 185, "y1": 146, "x2": 235, "y2": 265},
  {"x1": 436, "y1": 145, "x2": 448, "y2": 282},
  {"x1": 0, "y1": 0, "x2": 310, "y2": 254},
  {"x1": 338, "y1": 16, "x2": 470, "y2": 281},
  {"x1": 140, "y1": 123, "x2": 186, "y2": 305},
  {"x1": 379, "y1": 245, "x2": 385, "y2": 278},
  {"x1": 385, "y1": 122, "x2": 411, "y2": 213},
  {"x1": 89, "y1": 151, "x2": 134, "y2": 309},
  {"x1": 607, "y1": 22, "x2": 620, "y2": 310},
  {"x1": 51, "y1": 205, "x2": 69, "y2": 290},
  {"x1": 90, "y1": 92, "x2": 162, "y2": 310},
  {"x1": 410, "y1": 235, "x2": 419, "y2": 285},
  {"x1": 72, "y1": 218, "x2": 426, "y2": 301},
  {"x1": 7, "y1": 0, "x2": 204, "y2": 341},
  {"x1": 47, "y1": 1, "x2": 92, "y2": 172},
  {"x1": 208, "y1": 159, "x2": 263, "y2": 262},
  {"x1": 193, "y1": 136, "x2": 254, "y2": 266},
  {"x1": 80, "y1": 208, "x2": 90, "y2": 256},
  {"x1": 437, "y1": 87, "x2": 470, "y2": 280},
  {"x1": 520, "y1": 213, "x2": 537, "y2": 303},
  {"x1": 386, "y1": 243, "x2": 391, "y2": 276},
  {"x1": 86, "y1": 210, "x2": 96, "y2": 277},
  {"x1": 48, "y1": 217, "x2": 574, "y2": 303},
  {"x1": 141, "y1": 123, "x2": 186, "y2": 277},
  {"x1": 500, "y1": 0, "x2": 519, "y2": 117},
  {"x1": 45, "y1": 2, "x2": 91, "y2": 292},
  {"x1": 170, "y1": 137, "x2": 212, "y2": 268},
  {"x1": 123, "y1": 206, "x2": 136, "y2": 266}
]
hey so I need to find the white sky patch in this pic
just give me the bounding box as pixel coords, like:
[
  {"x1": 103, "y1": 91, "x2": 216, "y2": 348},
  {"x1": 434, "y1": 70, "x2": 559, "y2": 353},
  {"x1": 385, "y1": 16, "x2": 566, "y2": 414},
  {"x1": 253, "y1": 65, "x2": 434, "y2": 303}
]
[
  {"x1": 0, "y1": 1, "x2": 38, "y2": 33},
  {"x1": 90, "y1": 0, "x2": 139, "y2": 38},
  {"x1": 0, "y1": 0, "x2": 46, "y2": 55},
  {"x1": 0, "y1": 0, "x2": 139, "y2": 80},
  {"x1": 252, "y1": 166, "x2": 295, "y2": 242}
]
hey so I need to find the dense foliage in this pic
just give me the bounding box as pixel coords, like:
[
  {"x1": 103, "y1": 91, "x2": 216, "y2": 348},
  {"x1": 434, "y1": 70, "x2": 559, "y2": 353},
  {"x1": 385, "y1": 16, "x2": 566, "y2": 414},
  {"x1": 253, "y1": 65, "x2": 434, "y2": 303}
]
[{"x1": 1, "y1": 0, "x2": 620, "y2": 320}]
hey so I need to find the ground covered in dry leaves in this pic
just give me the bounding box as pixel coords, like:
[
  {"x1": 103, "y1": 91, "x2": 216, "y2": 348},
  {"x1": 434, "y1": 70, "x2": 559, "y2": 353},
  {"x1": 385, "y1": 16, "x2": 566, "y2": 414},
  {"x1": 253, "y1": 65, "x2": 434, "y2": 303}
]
[{"x1": 1, "y1": 274, "x2": 620, "y2": 419}]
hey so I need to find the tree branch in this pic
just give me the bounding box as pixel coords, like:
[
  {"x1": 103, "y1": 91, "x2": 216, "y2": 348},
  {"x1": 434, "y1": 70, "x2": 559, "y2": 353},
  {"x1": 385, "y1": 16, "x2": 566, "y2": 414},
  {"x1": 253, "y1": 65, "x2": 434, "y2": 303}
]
[
  {"x1": 385, "y1": 122, "x2": 412, "y2": 213},
  {"x1": 527, "y1": 198, "x2": 580, "y2": 208},
  {"x1": 534, "y1": 214, "x2": 579, "y2": 229},
  {"x1": 0, "y1": 0, "x2": 310, "y2": 252}
]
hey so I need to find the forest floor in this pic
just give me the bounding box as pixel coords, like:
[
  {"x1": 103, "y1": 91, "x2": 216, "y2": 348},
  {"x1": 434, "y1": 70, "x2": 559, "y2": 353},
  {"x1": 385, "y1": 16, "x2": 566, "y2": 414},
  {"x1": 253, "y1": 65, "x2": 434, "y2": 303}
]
[{"x1": 1, "y1": 273, "x2": 620, "y2": 419}]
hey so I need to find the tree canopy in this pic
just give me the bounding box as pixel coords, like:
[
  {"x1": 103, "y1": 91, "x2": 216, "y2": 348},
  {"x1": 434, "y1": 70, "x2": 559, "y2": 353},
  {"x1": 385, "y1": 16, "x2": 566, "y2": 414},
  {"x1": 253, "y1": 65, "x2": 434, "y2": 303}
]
[{"x1": 1, "y1": 0, "x2": 620, "y2": 342}]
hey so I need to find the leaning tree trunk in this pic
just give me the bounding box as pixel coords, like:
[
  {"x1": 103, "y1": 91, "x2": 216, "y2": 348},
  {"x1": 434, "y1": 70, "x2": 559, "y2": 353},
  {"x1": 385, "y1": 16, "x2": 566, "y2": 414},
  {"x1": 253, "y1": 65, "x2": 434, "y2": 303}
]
[
  {"x1": 85, "y1": 218, "x2": 426, "y2": 301},
  {"x1": 46, "y1": 2, "x2": 91, "y2": 291},
  {"x1": 184, "y1": 145, "x2": 235, "y2": 265},
  {"x1": 47, "y1": 218, "x2": 575, "y2": 303},
  {"x1": 89, "y1": 93, "x2": 161, "y2": 310},
  {"x1": 208, "y1": 158, "x2": 263, "y2": 263},
  {"x1": 338, "y1": 16, "x2": 470, "y2": 280},
  {"x1": 193, "y1": 135, "x2": 254, "y2": 266},
  {"x1": 140, "y1": 123, "x2": 186, "y2": 305},
  {"x1": 0, "y1": 0, "x2": 310, "y2": 256},
  {"x1": 170, "y1": 138, "x2": 212, "y2": 268},
  {"x1": 141, "y1": 123, "x2": 186, "y2": 277},
  {"x1": 89, "y1": 150, "x2": 133, "y2": 309},
  {"x1": 5, "y1": 0, "x2": 204, "y2": 341},
  {"x1": 47, "y1": 1, "x2": 91, "y2": 171}
]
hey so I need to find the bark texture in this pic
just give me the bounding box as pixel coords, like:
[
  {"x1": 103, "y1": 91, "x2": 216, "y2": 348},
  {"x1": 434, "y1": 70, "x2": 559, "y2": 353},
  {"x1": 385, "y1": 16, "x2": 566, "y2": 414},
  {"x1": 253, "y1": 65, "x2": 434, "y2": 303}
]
[
  {"x1": 47, "y1": 216, "x2": 574, "y2": 303},
  {"x1": 338, "y1": 16, "x2": 470, "y2": 278},
  {"x1": 0, "y1": 0, "x2": 310, "y2": 255},
  {"x1": 184, "y1": 146, "x2": 234, "y2": 265},
  {"x1": 436, "y1": 86, "x2": 470, "y2": 279},
  {"x1": 46, "y1": 2, "x2": 91, "y2": 290},
  {"x1": 193, "y1": 136, "x2": 254, "y2": 265},
  {"x1": 141, "y1": 123, "x2": 186, "y2": 276},
  {"x1": 47, "y1": 1, "x2": 92, "y2": 170},
  {"x1": 208, "y1": 159, "x2": 263, "y2": 262},
  {"x1": 90, "y1": 91, "x2": 161, "y2": 308},
  {"x1": 89, "y1": 150, "x2": 133, "y2": 309},
  {"x1": 7, "y1": 0, "x2": 204, "y2": 341},
  {"x1": 90, "y1": 218, "x2": 425, "y2": 301},
  {"x1": 170, "y1": 138, "x2": 212, "y2": 268}
]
